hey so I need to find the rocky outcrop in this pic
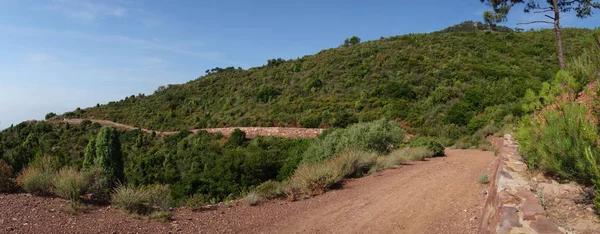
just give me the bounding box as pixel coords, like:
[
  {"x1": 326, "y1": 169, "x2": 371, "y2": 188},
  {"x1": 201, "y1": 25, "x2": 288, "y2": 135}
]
[{"x1": 479, "y1": 134, "x2": 561, "y2": 234}]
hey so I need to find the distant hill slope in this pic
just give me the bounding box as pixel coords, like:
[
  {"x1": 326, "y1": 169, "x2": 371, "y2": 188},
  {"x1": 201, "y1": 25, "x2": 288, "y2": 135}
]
[{"x1": 64, "y1": 26, "x2": 595, "y2": 142}]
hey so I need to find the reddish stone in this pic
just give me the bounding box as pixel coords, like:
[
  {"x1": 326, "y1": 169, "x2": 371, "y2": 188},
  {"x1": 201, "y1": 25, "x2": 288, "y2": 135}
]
[
  {"x1": 530, "y1": 216, "x2": 561, "y2": 234},
  {"x1": 499, "y1": 206, "x2": 522, "y2": 233},
  {"x1": 520, "y1": 203, "x2": 546, "y2": 220}
]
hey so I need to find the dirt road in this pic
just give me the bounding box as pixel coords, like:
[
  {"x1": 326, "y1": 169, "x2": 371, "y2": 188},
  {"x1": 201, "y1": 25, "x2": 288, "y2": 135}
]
[
  {"x1": 0, "y1": 149, "x2": 494, "y2": 234},
  {"x1": 57, "y1": 118, "x2": 324, "y2": 138}
]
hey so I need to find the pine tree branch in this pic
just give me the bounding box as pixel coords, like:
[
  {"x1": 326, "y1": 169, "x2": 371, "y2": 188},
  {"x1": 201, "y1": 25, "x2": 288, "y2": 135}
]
[{"x1": 517, "y1": 21, "x2": 553, "y2": 25}]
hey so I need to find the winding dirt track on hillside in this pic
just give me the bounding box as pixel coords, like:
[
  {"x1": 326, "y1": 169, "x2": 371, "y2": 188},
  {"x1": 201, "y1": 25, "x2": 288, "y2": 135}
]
[
  {"x1": 0, "y1": 149, "x2": 494, "y2": 234},
  {"x1": 58, "y1": 118, "x2": 324, "y2": 138}
]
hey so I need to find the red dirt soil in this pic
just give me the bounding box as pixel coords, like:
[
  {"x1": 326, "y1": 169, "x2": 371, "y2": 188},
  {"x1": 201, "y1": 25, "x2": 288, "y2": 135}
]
[{"x1": 0, "y1": 149, "x2": 494, "y2": 234}]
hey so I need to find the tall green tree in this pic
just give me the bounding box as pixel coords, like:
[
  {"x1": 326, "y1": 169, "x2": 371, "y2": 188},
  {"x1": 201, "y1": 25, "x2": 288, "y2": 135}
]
[
  {"x1": 343, "y1": 36, "x2": 361, "y2": 47},
  {"x1": 480, "y1": 0, "x2": 600, "y2": 69},
  {"x1": 83, "y1": 127, "x2": 124, "y2": 184},
  {"x1": 82, "y1": 138, "x2": 96, "y2": 171}
]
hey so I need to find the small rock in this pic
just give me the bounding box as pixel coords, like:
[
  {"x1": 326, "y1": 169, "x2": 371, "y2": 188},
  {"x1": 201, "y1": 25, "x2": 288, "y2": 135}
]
[
  {"x1": 586, "y1": 207, "x2": 595, "y2": 213},
  {"x1": 11, "y1": 218, "x2": 17, "y2": 221},
  {"x1": 481, "y1": 189, "x2": 488, "y2": 195},
  {"x1": 463, "y1": 209, "x2": 468, "y2": 212},
  {"x1": 23, "y1": 223, "x2": 28, "y2": 226}
]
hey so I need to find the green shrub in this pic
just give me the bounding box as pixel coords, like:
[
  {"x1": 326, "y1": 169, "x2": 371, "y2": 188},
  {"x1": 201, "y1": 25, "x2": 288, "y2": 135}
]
[
  {"x1": 407, "y1": 147, "x2": 435, "y2": 161},
  {"x1": 478, "y1": 174, "x2": 490, "y2": 184},
  {"x1": 45, "y1": 112, "x2": 57, "y2": 120},
  {"x1": 149, "y1": 211, "x2": 172, "y2": 222},
  {"x1": 332, "y1": 149, "x2": 377, "y2": 178},
  {"x1": 53, "y1": 167, "x2": 88, "y2": 201},
  {"x1": 111, "y1": 184, "x2": 151, "y2": 215},
  {"x1": 84, "y1": 166, "x2": 112, "y2": 201},
  {"x1": 226, "y1": 128, "x2": 246, "y2": 147},
  {"x1": 244, "y1": 191, "x2": 261, "y2": 206},
  {"x1": 290, "y1": 162, "x2": 343, "y2": 195},
  {"x1": 254, "y1": 180, "x2": 286, "y2": 199},
  {"x1": 516, "y1": 102, "x2": 600, "y2": 184},
  {"x1": 111, "y1": 184, "x2": 172, "y2": 215},
  {"x1": 185, "y1": 194, "x2": 210, "y2": 210},
  {"x1": 146, "y1": 184, "x2": 172, "y2": 211},
  {"x1": 0, "y1": 160, "x2": 15, "y2": 193},
  {"x1": 17, "y1": 167, "x2": 53, "y2": 195},
  {"x1": 409, "y1": 137, "x2": 445, "y2": 157},
  {"x1": 302, "y1": 119, "x2": 404, "y2": 164},
  {"x1": 385, "y1": 148, "x2": 411, "y2": 165}
]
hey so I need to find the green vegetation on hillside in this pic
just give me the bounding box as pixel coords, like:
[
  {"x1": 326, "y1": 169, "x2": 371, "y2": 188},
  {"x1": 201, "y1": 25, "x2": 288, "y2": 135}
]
[
  {"x1": 0, "y1": 121, "x2": 313, "y2": 202},
  {"x1": 64, "y1": 27, "x2": 596, "y2": 146},
  {"x1": 515, "y1": 40, "x2": 600, "y2": 211}
]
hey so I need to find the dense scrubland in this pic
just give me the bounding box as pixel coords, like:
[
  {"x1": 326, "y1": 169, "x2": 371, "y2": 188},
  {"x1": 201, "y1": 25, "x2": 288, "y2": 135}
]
[{"x1": 1, "y1": 22, "x2": 600, "y2": 218}]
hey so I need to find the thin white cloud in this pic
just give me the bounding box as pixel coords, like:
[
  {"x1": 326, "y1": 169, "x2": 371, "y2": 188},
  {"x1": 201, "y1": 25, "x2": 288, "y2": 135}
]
[
  {"x1": 0, "y1": 25, "x2": 234, "y2": 64},
  {"x1": 44, "y1": 0, "x2": 127, "y2": 23}
]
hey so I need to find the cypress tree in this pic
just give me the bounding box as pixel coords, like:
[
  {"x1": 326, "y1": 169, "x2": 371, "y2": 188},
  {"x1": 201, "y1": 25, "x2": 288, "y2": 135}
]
[
  {"x1": 82, "y1": 138, "x2": 96, "y2": 171},
  {"x1": 94, "y1": 127, "x2": 124, "y2": 183}
]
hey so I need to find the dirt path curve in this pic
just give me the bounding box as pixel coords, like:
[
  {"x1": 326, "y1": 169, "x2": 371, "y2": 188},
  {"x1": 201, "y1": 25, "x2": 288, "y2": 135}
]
[
  {"x1": 58, "y1": 118, "x2": 324, "y2": 138},
  {"x1": 0, "y1": 149, "x2": 494, "y2": 234}
]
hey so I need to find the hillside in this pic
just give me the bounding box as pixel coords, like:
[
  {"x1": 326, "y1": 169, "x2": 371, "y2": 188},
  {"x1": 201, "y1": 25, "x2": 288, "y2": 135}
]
[
  {"x1": 1, "y1": 22, "x2": 599, "y2": 209},
  {"x1": 65, "y1": 27, "x2": 595, "y2": 144}
]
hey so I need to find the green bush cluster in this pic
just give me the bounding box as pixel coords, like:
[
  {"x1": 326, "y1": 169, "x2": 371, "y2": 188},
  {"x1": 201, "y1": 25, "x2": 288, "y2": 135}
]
[
  {"x1": 409, "y1": 137, "x2": 445, "y2": 157},
  {"x1": 301, "y1": 119, "x2": 404, "y2": 164},
  {"x1": 53, "y1": 167, "x2": 88, "y2": 201},
  {"x1": 111, "y1": 184, "x2": 172, "y2": 215},
  {"x1": 516, "y1": 103, "x2": 600, "y2": 183},
  {"x1": 17, "y1": 166, "x2": 53, "y2": 195}
]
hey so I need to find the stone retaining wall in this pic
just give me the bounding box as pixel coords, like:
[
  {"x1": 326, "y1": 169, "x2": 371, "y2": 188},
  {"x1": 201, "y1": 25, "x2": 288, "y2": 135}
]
[{"x1": 479, "y1": 134, "x2": 561, "y2": 234}]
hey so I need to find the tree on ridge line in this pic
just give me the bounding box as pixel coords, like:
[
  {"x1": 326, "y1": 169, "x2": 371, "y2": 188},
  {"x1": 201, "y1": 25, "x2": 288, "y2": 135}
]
[{"x1": 480, "y1": 0, "x2": 600, "y2": 70}]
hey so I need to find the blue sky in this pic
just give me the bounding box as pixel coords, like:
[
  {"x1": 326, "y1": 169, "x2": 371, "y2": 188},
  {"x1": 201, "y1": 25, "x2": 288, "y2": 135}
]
[{"x1": 1, "y1": 0, "x2": 598, "y2": 129}]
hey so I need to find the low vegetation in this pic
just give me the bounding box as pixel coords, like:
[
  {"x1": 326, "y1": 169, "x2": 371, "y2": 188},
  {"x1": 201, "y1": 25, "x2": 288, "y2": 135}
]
[
  {"x1": 17, "y1": 166, "x2": 53, "y2": 195},
  {"x1": 111, "y1": 184, "x2": 172, "y2": 217},
  {"x1": 53, "y1": 167, "x2": 88, "y2": 201},
  {"x1": 0, "y1": 160, "x2": 15, "y2": 192},
  {"x1": 478, "y1": 174, "x2": 489, "y2": 184},
  {"x1": 301, "y1": 119, "x2": 404, "y2": 164},
  {"x1": 409, "y1": 137, "x2": 445, "y2": 157},
  {"x1": 516, "y1": 44, "x2": 600, "y2": 212}
]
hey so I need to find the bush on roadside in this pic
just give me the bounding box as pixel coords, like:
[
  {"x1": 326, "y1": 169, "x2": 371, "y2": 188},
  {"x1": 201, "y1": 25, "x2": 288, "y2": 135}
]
[
  {"x1": 254, "y1": 180, "x2": 286, "y2": 199},
  {"x1": 289, "y1": 161, "x2": 343, "y2": 196},
  {"x1": 112, "y1": 184, "x2": 150, "y2": 214},
  {"x1": 111, "y1": 184, "x2": 172, "y2": 215},
  {"x1": 0, "y1": 160, "x2": 15, "y2": 193},
  {"x1": 301, "y1": 118, "x2": 404, "y2": 164},
  {"x1": 406, "y1": 147, "x2": 435, "y2": 161},
  {"x1": 332, "y1": 149, "x2": 377, "y2": 178},
  {"x1": 243, "y1": 191, "x2": 261, "y2": 206},
  {"x1": 53, "y1": 167, "x2": 88, "y2": 201},
  {"x1": 516, "y1": 102, "x2": 600, "y2": 184},
  {"x1": 17, "y1": 167, "x2": 53, "y2": 195},
  {"x1": 185, "y1": 194, "x2": 211, "y2": 210},
  {"x1": 409, "y1": 137, "x2": 445, "y2": 157}
]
